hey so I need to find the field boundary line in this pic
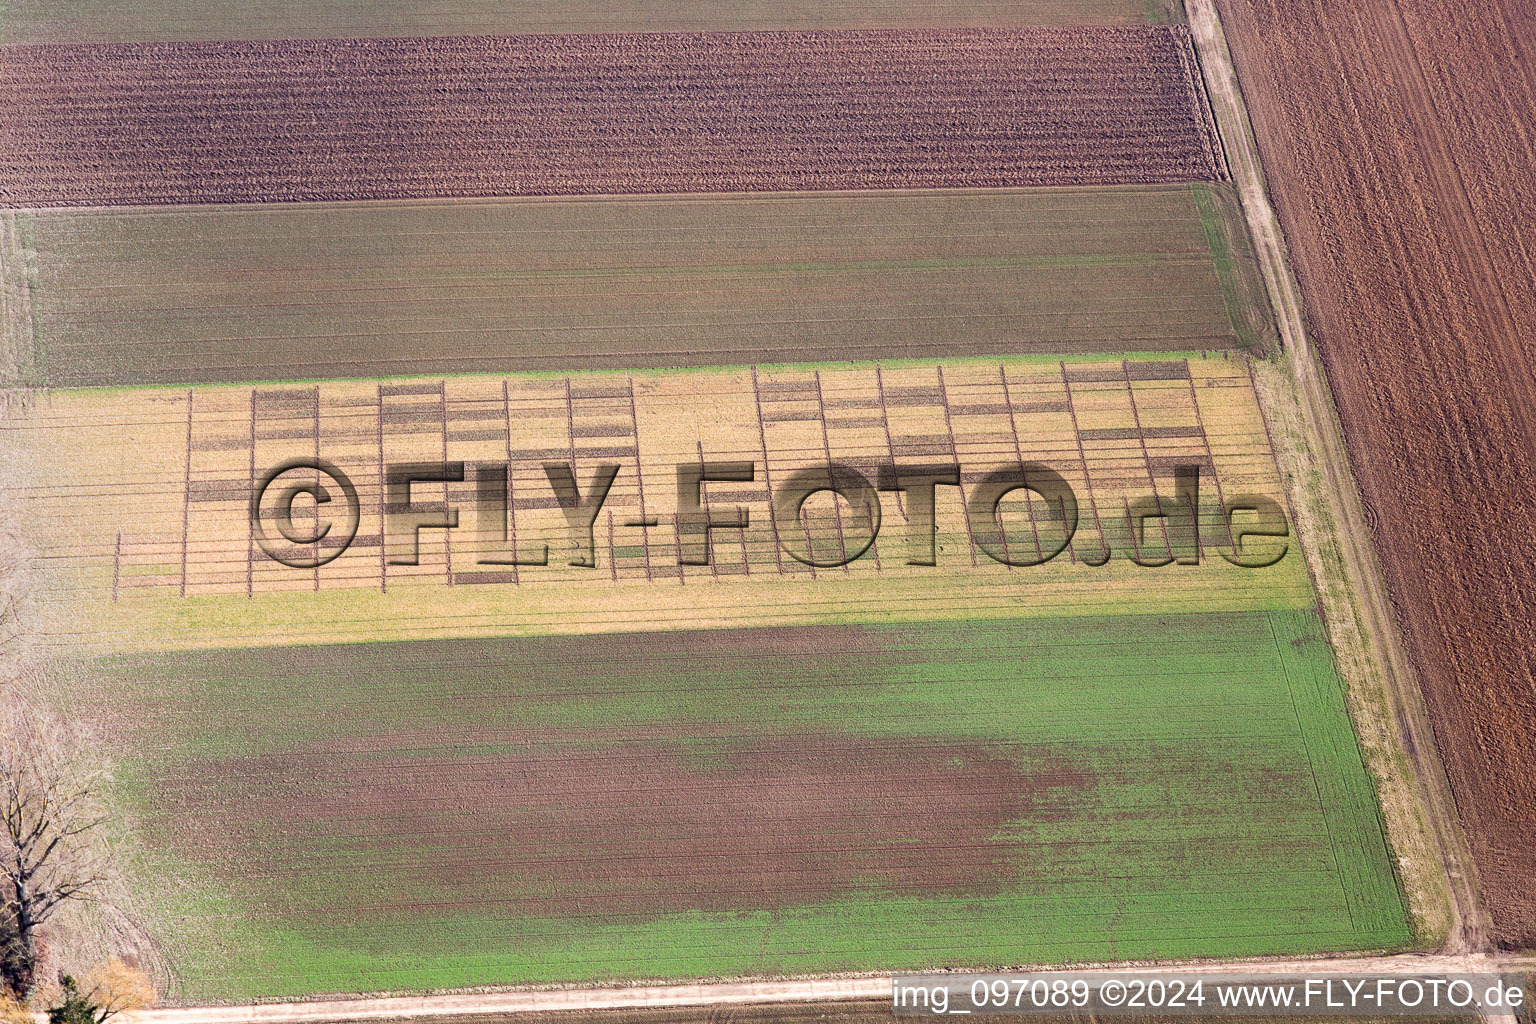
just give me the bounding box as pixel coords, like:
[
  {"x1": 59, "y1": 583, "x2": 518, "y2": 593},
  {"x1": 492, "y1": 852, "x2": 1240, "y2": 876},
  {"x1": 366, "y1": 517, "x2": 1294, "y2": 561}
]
[
  {"x1": 130, "y1": 952, "x2": 1536, "y2": 1023},
  {"x1": 177, "y1": 389, "x2": 192, "y2": 597},
  {"x1": 935, "y1": 365, "x2": 981, "y2": 567},
  {"x1": 1182, "y1": 0, "x2": 1488, "y2": 952},
  {"x1": 812, "y1": 370, "x2": 852, "y2": 572}
]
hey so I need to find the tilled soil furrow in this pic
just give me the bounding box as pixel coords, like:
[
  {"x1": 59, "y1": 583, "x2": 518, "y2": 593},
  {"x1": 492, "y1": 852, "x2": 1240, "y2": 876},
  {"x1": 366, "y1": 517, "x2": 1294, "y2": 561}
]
[{"x1": 0, "y1": 27, "x2": 1227, "y2": 207}]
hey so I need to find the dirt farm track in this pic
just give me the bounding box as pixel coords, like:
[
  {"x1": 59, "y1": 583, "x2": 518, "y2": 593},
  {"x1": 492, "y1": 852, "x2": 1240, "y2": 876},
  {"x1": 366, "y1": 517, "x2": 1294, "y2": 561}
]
[{"x1": 1214, "y1": 0, "x2": 1536, "y2": 946}]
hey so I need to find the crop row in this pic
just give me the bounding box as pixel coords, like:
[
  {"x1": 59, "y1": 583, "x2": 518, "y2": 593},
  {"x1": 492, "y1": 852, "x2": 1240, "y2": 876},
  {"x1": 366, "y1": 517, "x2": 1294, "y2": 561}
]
[{"x1": 0, "y1": 27, "x2": 1226, "y2": 207}]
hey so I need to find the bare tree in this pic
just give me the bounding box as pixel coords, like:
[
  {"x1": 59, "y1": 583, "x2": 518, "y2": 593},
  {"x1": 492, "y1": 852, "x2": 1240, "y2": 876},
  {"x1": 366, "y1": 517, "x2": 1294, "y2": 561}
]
[{"x1": 0, "y1": 706, "x2": 106, "y2": 996}]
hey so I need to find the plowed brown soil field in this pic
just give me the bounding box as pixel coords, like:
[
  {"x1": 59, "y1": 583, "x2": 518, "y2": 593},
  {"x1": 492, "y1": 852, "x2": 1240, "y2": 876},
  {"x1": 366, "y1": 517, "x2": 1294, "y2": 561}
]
[
  {"x1": 1214, "y1": 0, "x2": 1536, "y2": 947},
  {"x1": 0, "y1": 27, "x2": 1225, "y2": 208}
]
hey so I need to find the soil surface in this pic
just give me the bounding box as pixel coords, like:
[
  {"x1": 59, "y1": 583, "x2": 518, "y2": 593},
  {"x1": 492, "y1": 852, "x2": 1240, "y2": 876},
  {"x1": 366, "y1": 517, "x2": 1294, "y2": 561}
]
[
  {"x1": 0, "y1": 27, "x2": 1225, "y2": 207},
  {"x1": 151, "y1": 732, "x2": 1075, "y2": 918},
  {"x1": 1214, "y1": 0, "x2": 1536, "y2": 947}
]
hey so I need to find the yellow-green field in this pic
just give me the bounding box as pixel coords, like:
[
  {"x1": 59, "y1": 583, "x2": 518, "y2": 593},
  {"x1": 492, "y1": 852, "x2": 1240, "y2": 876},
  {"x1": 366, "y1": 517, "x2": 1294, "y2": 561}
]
[{"x1": 13, "y1": 353, "x2": 1308, "y2": 649}]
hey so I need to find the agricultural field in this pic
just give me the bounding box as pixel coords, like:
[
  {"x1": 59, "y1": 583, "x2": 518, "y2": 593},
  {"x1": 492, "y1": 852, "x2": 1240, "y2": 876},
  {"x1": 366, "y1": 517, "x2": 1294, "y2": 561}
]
[
  {"x1": 0, "y1": 27, "x2": 1225, "y2": 208},
  {"x1": 0, "y1": 0, "x2": 1186, "y2": 45},
  {"x1": 54, "y1": 607, "x2": 1407, "y2": 998},
  {"x1": 13, "y1": 354, "x2": 1309, "y2": 648},
  {"x1": 1, "y1": 185, "x2": 1273, "y2": 388},
  {"x1": 1214, "y1": 0, "x2": 1536, "y2": 946},
  {"x1": 13, "y1": 347, "x2": 1412, "y2": 997},
  {"x1": 0, "y1": 0, "x2": 1455, "y2": 1008}
]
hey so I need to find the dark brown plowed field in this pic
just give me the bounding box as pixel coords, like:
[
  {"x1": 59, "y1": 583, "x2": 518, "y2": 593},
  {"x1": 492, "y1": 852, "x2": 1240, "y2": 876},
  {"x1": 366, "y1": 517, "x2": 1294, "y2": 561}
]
[
  {"x1": 0, "y1": 27, "x2": 1226, "y2": 208},
  {"x1": 1215, "y1": 0, "x2": 1536, "y2": 946}
]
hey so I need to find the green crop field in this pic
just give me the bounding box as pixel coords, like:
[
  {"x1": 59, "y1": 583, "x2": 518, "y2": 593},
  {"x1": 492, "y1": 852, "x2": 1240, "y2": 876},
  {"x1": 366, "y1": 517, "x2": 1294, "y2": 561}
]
[
  {"x1": 59, "y1": 607, "x2": 1407, "y2": 1000},
  {"x1": 0, "y1": 0, "x2": 1181, "y2": 45},
  {"x1": 1, "y1": 186, "x2": 1271, "y2": 388}
]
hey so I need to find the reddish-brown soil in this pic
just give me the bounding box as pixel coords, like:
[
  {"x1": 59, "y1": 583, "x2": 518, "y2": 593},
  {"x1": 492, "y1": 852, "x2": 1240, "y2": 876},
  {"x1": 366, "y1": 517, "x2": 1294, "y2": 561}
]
[
  {"x1": 0, "y1": 27, "x2": 1225, "y2": 207},
  {"x1": 1215, "y1": 0, "x2": 1536, "y2": 947},
  {"x1": 150, "y1": 734, "x2": 1078, "y2": 918}
]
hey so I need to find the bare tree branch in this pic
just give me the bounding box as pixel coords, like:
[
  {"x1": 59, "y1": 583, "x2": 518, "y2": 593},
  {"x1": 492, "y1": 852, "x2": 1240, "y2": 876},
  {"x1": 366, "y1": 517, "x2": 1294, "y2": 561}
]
[{"x1": 0, "y1": 703, "x2": 108, "y2": 995}]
